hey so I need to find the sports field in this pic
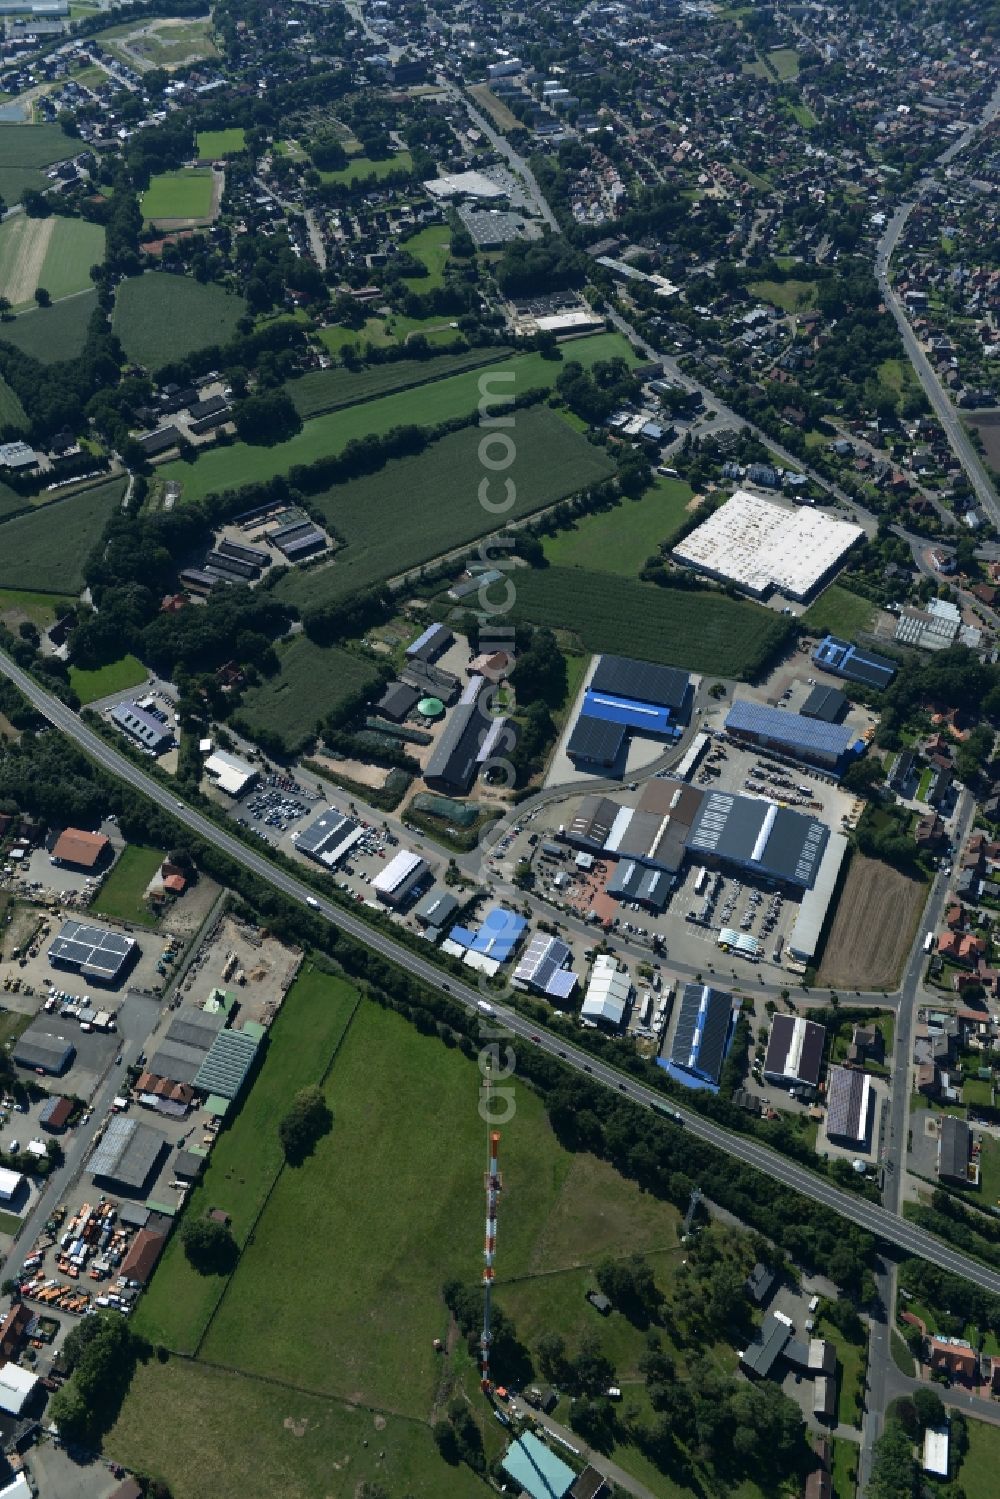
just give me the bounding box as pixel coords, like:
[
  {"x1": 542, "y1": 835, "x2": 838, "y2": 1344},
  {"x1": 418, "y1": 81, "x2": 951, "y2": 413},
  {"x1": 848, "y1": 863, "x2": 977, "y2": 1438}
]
[
  {"x1": 542, "y1": 476, "x2": 695, "y2": 575},
  {"x1": 140, "y1": 168, "x2": 215, "y2": 225},
  {"x1": 0, "y1": 287, "x2": 97, "y2": 363},
  {"x1": 273, "y1": 408, "x2": 616, "y2": 608},
  {"x1": 816, "y1": 853, "x2": 928, "y2": 990},
  {"x1": 196, "y1": 127, "x2": 245, "y2": 158},
  {"x1": 288, "y1": 346, "x2": 510, "y2": 419},
  {"x1": 69, "y1": 652, "x2": 146, "y2": 705},
  {"x1": 161, "y1": 332, "x2": 639, "y2": 502},
  {"x1": 233, "y1": 638, "x2": 383, "y2": 752},
  {"x1": 512, "y1": 564, "x2": 795, "y2": 679},
  {"x1": 0, "y1": 477, "x2": 124, "y2": 593},
  {"x1": 0, "y1": 216, "x2": 105, "y2": 307},
  {"x1": 89, "y1": 844, "x2": 164, "y2": 927},
  {"x1": 113, "y1": 273, "x2": 247, "y2": 368}
]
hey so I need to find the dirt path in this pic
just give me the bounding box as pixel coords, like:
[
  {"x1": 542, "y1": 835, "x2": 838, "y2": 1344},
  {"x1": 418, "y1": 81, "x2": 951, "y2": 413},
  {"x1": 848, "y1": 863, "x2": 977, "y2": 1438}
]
[{"x1": 0, "y1": 215, "x2": 54, "y2": 307}]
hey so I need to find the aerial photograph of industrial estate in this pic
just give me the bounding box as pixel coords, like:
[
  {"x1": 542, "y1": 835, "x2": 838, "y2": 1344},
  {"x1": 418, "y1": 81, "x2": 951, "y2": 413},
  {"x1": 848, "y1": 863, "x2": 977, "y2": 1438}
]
[{"x1": 0, "y1": 1, "x2": 999, "y2": 1497}]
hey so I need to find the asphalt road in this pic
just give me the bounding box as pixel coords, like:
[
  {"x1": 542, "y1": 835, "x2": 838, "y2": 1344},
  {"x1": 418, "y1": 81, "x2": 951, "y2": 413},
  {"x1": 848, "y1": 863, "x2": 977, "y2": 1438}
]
[{"x1": 4, "y1": 651, "x2": 1000, "y2": 1296}]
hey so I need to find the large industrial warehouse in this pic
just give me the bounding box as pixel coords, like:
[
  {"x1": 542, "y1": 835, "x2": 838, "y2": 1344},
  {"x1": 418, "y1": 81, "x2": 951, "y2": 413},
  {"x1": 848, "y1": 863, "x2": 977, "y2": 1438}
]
[
  {"x1": 567, "y1": 655, "x2": 691, "y2": 769},
  {"x1": 685, "y1": 789, "x2": 830, "y2": 890},
  {"x1": 672, "y1": 490, "x2": 863, "y2": 601},
  {"x1": 724, "y1": 700, "x2": 861, "y2": 773},
  {"x1": 664, "y1": 983, "x2": 738, "y2": 1090},
  {"x1": 48, "y1": 920, "x2": 138, "y2": 986}
]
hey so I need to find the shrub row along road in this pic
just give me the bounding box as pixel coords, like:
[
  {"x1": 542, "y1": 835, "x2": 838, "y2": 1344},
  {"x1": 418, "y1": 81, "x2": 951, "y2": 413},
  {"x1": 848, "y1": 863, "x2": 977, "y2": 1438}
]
[{"x1": 3, "y1": 651, "x2": 1000, "y2": 1293}]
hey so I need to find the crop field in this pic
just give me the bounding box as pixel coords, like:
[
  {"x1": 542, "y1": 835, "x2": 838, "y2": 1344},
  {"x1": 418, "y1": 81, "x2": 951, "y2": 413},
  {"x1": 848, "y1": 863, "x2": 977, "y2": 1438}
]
[
  {"x1": 817, "y1": 853, "x2": 928, "y2": 990},
  {"x1": 318, "y1": 150, "x2": 412, "y2": 184},
  {"x1": 401, "y1": 224, "x2": 450, "y2": 290},
  {"x1": 0, "y1": 217, "x2": 105, "y2": 307},
  {"x1": 69, "y1": 652, "x2": 146, "y2": 705},
  {"x1": 0, "y1": 477, "x2": 124, "y2": 593},
  {"x1": 800, "y1": 583, "x2": 877, "y2": 637},
  {"x1": 542, "y1": 476, "x2": 694, "y2": 575},
  {"x1": 140, "y1": 168, "x2": 215, "y2": 225},
  {"x1": 0, "y1": 375, "x2": 26, "y2": 433},
  {"x1": 274, "y1": 409, "x2": 616, "y2": 607},
  {"x1": 0, "y1": 286, "x2": 97, "y2": 363},
  {"x1": 0, "y1": 121, "x2": 72, "y2": 169},
  {"x1": 162, "y1": 332, "x2": 640, "y2": 502},
  {"x1": 107, "y1": 1358, "x2": 489, "y2": 1499},
  {"x1": 196, "y1": 127, "x2": 246, "y2": 158},
  {"x1": 287, "y1": 345, "x2": 510, "y2": 419},
  {"x1": 113, "y1": 273, "x2": 247, "y2": 368},
  {"x1": 89, "y1": 844, "x2": 164, "y2": 927},
  {"x1": 233, "y1": 638, "x2": 383, "y2": 752},
  {"x1": 512, "y1": 565, "x2": 794, "y2": 679}
]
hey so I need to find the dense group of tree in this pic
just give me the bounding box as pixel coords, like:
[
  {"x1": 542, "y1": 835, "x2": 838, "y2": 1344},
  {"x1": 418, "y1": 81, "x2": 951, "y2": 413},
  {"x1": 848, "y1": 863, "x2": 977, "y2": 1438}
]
[{"x1": 48, "y1": 1312, "x2": 147, "y2": 1442}]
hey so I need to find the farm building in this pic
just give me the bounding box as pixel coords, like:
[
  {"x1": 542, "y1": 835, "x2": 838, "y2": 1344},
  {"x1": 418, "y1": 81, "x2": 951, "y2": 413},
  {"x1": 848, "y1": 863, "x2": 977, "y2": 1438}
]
[
  {"x1": 664, "y1": 983, "x2": 737, "y2": 1089},
  {"x1": 895, "y1": 599, "x2": 964, "y2": 651},
  {"x1": 787, "y1": 833, "x2": 849, "y2": 962},
  {"x1": 48, "y1": 920, "x2": 138, "y2": 986},
  {"x1": 811, "y1": 636, "x2": 896, "y2": 690},
  {"x1": 424, "y1": 677, "x2": 506, "y2": 794},
  {"x1": 405, "y1": 622, "x2": 453, "y2": 664},
  {"x1": 120, "y1": 1228, "x2": 166, "y2": 1285},
  {"x1": 581, "y1": 954, "x2": 630, "y2": 1028},
  {"x1": 685, "y1": 789, "x2": 830, "y2": 890},
  {"x1": 672, "y1": 490, "x2": 863, "y2": 601},
  {"x1": 111, "y1": 702, "x2": 173, "y2": 755},
  {"x1": 294, "y1": 808, "x2": 363, "y2": 868},
  {"x1": 371, "y1": 850, "x2": 429, "y2": 907},
  {"x1": 825, "y1": 1066, "x2": 872, "y2": 1146},
  {"x1": 724, "y1": 700, "x2": 860, "y2": 773},
  {"x1": 376, "y1": 681, "x2": 420, "y2": 722},
  {"x1": 513, "y1": 933, "x2": 577, "y2": 1001},
  {"x1": 50, "y1": 828, "x2": 111, "y2": 870},
  {"x1": 204, "y1": 749, "x2": 258, "y2": 797},
  {"x1": 800, "y1": 685, "x2": 847, "y2": 723},
  {"x1": 567, "y1": 655, "x2": 691, "y2": 769},
  {"x1": 88, "y1": 1117, "x2": 168, "y2": 1193},
  {"x1": 740, "y1": 1311, "x2": 793, "y2": 1379},
  {"x1": 270, "y1": 516, "x2": 328, "y2": 561},
  {"x1": 763, "y1": 1015, "x2": 826, "y2": 1091},
  {"x1": 937, "y1": 1115, "x2": 973, "y2": 1185},
  {"x1": 13, "y1": 1024, "x2": 74, "y2": 1076},
  {"x1": 502, "y1": 1432, "x2": 575, "y2": 1499}
]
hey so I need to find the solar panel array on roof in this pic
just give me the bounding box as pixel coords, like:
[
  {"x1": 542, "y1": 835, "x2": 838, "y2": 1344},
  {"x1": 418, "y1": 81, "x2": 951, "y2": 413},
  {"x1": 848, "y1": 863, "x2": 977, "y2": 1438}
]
[
  {"x1": 725, "y1": 700, "x2": 855, "y2": 763},
  {"x1": 685, "y1": 790, "x2": 829, "y2": 889},
  {"x1": 48, "y1": 921, "x2": 137, "y2": 984},
  {"x1": 591, "y1": 655, "x2": 691, "y2": 712},
  {"x1": 514, "y1": 933, "x2": 574, "y2": 995},
  {"x1": 192, "y1": 1028, "x2": 261, "y2": 1100},
  {"x1": 566, "y1": 713, "x2": 626, "y2": 766},
  {"x1": 825, "y1": 1065, "x2": 871, "y2": 1143},
  {"x1": 811, "y1": 636, "x2": 896, "y2": 690},
  {"x1": 670, "y1": 984, "x2": 733, "y2": 1084}
]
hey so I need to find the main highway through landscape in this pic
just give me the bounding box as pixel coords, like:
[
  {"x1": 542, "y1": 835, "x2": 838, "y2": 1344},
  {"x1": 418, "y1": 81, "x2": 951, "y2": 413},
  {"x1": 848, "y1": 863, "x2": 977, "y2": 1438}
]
[{"x1": 3, "y1": 650, "x2": 1000, "y2": 1300}]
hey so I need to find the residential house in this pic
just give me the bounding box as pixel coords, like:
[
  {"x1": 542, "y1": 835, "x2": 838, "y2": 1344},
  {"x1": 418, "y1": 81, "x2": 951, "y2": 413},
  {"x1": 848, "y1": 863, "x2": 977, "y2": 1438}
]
[{"x1": 928, "y1": 1336, "x2": 978, "y2": 1384}]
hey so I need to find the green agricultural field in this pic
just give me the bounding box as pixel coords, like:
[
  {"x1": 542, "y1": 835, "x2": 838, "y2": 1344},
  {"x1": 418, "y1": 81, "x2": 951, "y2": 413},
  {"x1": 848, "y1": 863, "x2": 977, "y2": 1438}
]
[
  {"x1": 37, "y1": 218, "x2": 105, "y2": 301},
  {"x1": 748, "y1": 278, "x2": 819, "y2": 313},
  {"x1": 0, "y1": 288, "x2": 98, "y2": 363},
  {"x1": 90, "y1": 844, "x2": 164, "y2": 927},
  {"x1": 69, "y1": 652, "x2": 146, "y2": 705},
  {"x1": 319, "y1": 150, "x2": 412, "y2": 184},
  {"x1": 800, "y1": 583, "x2": 877, "y2": 637},
  {"x1": 233, "y1": 637, "x2": 384, "y2": 752},
  {"x1": 162, "y1": 332, "x2": 640, "y2": 502},
  {"x1": 113, "y1": 273, "x2": 247, "y2": 369},
  {"x1": 401, "y1": 223, "x2": 450, "y2": 290},
  {"x1": 0, "y1": 477, "x2": 124, "y2": 593},
  {"x1": 0, "y1": 213, "x2": 102, "y2": 307},
  {"x1": 0, "y1": 121, "x2": 72, "y2": 169},
  {"x1": 288, "y1": 346, "x2": 511, "y2": 419},
  {"x1": 0, "y1": 484, "x2": 26, "y2": 525},
  {"x1": 107, "y1": 1358, "x2": 489, "y2": 1499},
  {"x1": 0, "y1": 375, "x2": 26, "y2": 432},
  {"x1": 274, "y1": 408, "x2": 616, "y2": 607},
  {"x1": 133, "y1": 964, "x2": 360, "y2": 1353},
  {"x1": 196, "y1": 127, "x2": 246, "y2": 158},
  {"x1": 140, "y1": 168, "x2": 215, "y2": 224},
  {"x1": 512, "y1": 565, "x2": 794, "y2": 679},
  {"x1": 542, "y1": 476, "x2": 695, "y2": 575}
]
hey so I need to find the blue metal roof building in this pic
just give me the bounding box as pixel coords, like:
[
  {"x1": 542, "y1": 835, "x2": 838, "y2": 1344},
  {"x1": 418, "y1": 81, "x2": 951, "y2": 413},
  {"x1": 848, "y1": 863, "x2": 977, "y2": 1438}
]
[
  {"x1": 447, "y1": 908, "x2": 527, "y2": 962},
  {"x1": 502, "y1": 1432, "x2": 576, "y2": 1499},
  {"x1": 811, "y1": 635, "x2": 896, "y2": 690},
  {"x1": 661, "y1": 983, "x2": 737, "y2": 1092},
  {"x1": 724, "y1": 699, "x2": 859, "y2": 771},
  {"x1": 581, "y1": 689, "x2": 677, "y2": 737}
]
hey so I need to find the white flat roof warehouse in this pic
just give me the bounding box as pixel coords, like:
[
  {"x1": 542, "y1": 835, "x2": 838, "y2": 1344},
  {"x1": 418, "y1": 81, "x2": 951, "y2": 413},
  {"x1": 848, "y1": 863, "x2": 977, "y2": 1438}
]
[{"x1": 673, "y1": 489, "x2": 863, "y2": 600}]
